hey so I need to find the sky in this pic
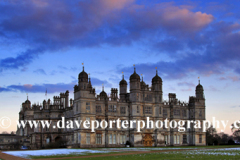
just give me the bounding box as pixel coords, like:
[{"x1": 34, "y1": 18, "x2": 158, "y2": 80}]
[{"x1": 0, "y1": 0, "x2": 240, "y2": 135}]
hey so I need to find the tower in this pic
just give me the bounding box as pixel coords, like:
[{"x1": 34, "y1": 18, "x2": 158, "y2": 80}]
[
  {"x1": 129, "y1": 65, "x2": 140, "y2": 102},
  {"x1": 78, "y1": 65, "x2": 88, "y2": 90},
  {"x1": 196, "y1": 79, "x2": 204, "y2": 99},
  {"x1": 151, "y1": 67, "x2": 163, "y2": 102},
  {"x1": 119, "y1": 72, "x2": 127, "y2": 101}
]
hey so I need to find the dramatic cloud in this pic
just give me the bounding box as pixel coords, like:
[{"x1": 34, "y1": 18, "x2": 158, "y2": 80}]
[
  {"x1": 0, "y1": 77, "x2": 110, "y2": 93},
  {"x1": 33, "y1": 69, "x2": 46, "y2": 75},
  {"x1": 0, "y1": 0, "x2": 214, "y2": 72}
]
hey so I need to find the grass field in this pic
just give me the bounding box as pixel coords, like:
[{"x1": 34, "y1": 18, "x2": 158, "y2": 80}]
[
  {"x1": 3, "y1": 145, "x2": 240, "y2": 160},
  {"x1": 60, "y1": 148, "x2": 240, "y2": 160}
]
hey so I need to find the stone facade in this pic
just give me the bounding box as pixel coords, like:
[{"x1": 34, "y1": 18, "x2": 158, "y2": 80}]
[
  {"x1": 17, "y1": 66, "x2": 206, "y2": 149},
  {"x1": 0, "y1": 134, "x2": 22, "y2": 150}
]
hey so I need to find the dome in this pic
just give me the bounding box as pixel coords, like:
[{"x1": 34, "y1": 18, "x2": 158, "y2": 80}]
[
  {"x1": 100, "y1": 91, "x2": 107, "y2": 97},
  {"x1": 196, "y1": 83, "x2": 203, "y2": 90},
  {"x1": 130, "y1": 68, "x2": 140, "y2": 81},
  {"x1": 78, "y1": 67, "x2": 88, "y2": 79},
  {"x1": 152, "y1": 70, "x2": 162, "y2": 83},
  {"x1": 119, "y1": 79, "x2": 127, "y2": 85},
  {"x1": 25, "y1": 99, "x2": 31, "y2": 104},
  {"x1": 119, "y1": 75, "x2": 127, "y2": 85}
]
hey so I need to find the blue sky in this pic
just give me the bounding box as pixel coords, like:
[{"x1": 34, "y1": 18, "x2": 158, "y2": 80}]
[{"x1": 0, "y1": 0, "x2": 240, "y2": 134}]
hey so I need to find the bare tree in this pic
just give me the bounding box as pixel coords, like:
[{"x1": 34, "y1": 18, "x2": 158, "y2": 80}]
[
  {"x1": 1, "y1": 131, "x2": 9, "y2": 134},
  {"x1": 231, "y1": 121, "x2": 240, "y2": 142}
]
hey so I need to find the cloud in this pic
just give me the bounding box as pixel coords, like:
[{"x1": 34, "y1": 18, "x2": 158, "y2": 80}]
[
  {"x1": 1, "y1": 0, "x2": 240, "y2": 82},
  {"x1": 219, "y1": 76, "x2": 240, "y2": 82},
  {"x1": 0, "y1": 77, "x2": 111, "y2": 93},
  {"x1": 230, "y1": 105, "x2": 240, "y2": 108},
  {"x1": 33, "y1": 69, "x2": 46, "y2": 75},
  {"x1": 0, "y1": 48, "x2": 44, "y2": 72},
  {"x1": 0, "y1": 0, "x2": 214, "y2": 72},
  {"x1": 181, "y1": 88, "x2": 192, "y2": 92},
  {"x1": 177, "y1": 82, "x2": 195, "y2": 87}
]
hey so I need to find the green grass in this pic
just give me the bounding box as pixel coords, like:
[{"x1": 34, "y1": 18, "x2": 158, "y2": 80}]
[
  {"x1": 59, "y1": 148, "x2": 240, "y2": 160},
  {"x1": 29, "y1": 151, "x2": 125, "y2": 159},
  {"x1": 23, "y1": 145, "x2": 240, "y2": 159}
]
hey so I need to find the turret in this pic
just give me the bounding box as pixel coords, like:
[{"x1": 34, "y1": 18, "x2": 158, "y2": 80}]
[
  {"x1": 129, "y1": 65, "x2": 140, "y2": 91},
  {"x1": 151, "y1": 68, "x2": 162, "y2": 91},
  {"x1": 78, "y1": 65, "x2": 88, "y2": 90},
  {"x1": 196, "y1": 79, "x2": 204, "y2": 99},
  {"x1": 99, "y1": 85, "x2": 108, "y2": 100}
]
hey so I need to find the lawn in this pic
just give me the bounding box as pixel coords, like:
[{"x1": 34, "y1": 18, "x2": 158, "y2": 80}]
[
  {"x1": 61, "y1": 148, "x2": 240, "y2": 160},
  {"x1": 3, "y1": 145, "x2": 240, "y2": 159}
]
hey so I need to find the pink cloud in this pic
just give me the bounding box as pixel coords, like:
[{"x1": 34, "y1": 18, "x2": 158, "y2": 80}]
[{"x1": 23, "y1": 84, "x2": 33, "y2": 88}]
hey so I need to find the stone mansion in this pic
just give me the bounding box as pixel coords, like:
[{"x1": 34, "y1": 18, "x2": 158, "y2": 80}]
[{"x1": 17, "y1": 66, "x2": 206, "y2": 149}]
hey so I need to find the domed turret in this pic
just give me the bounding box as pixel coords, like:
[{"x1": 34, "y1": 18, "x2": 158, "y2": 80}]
[
  {"x1": 196, "y1": 83, "x2": 203, "y2": 90},
  {"x1": 119, "y1": 73, "x2": 127, "y2": 100},
  {"x1": 119, "y1": 78, "x2": 127, "y2": 85},
  {"x1": 130, "y1": 67, "x2": 140, "y2": 81},
  {"x1": 152, "y1": 70, "x2": 162, "y2": 84},
  {"x1": 78, "y1": 65, "x2": 89, "y2": 90},
  {"x1": 130, "y1": 65, "x2": 140, "y2": 91},
  {"x1": 78, "y1": 66, "x2": 88, "y2": 81},
  {"x1": 152, "y1": 68, "x2": 162, "y2": 91},
  {"x1": 100, "y1": 85, "x2": 108, "y2": 100},
  {"x1": 196, "y1": 78, "x2": 204, "y2": 99},
  {"x1": 100, "y1": 90, "x2": 107, "y2": 97}
]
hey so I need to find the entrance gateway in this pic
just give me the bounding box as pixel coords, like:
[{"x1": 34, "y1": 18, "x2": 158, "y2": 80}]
[{"x1": 143, "y1": 134, "x2": 153, "y2": 147}]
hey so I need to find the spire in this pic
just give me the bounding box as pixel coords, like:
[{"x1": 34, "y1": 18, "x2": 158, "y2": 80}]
[
  {"x1": 88, "y1": 73, "x2": 91, "y2": 83},
  {"x1": 155, "y1": 67, "x2": 158, "y2": 75},
  {"x1": 102, "y1": 83, "x2": 104, "y2": 91},
  {"x1": 198, "y1": 77, "x2": 200, "y2": 84},
  {"x1": 141, "y1": 74, "x2": 143, "y2": 82},
  {"x1": 133, "y1": 64, "x2": 136, "y2": 73},
  {"x1": 26, "y1": 93, "x2": 28, "y2": 100},
  {"x1": 82, "y1": 63, "x2": 84, "y2": 71},
  {"x1": 122, "y1": 72, "x2": 124, "y2": 80}
]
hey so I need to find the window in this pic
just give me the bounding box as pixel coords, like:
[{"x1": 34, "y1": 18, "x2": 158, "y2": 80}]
[
  {"x1": 96, "y1": 119, "x2": 101, "y2": 128},
  {"x1": 164, "y1": 135, "x2": 168, "y2": 144},
  {"x1": 96, "y1": 134, "x2": 102, "y2": 144},
  {"x1": 177, "y1": 135, "x2": 180, "y2": 144},
  {"x1": 120, "y1": 135, "x2": 126, "y2": 144},
  {"x1": 86, "y1": 117, "x2": 90, "y2": 128},
  {"x1": 174, "y1": 109, "x2": 180, "y2": 116},
  {"x1": 163, "y1": 109, "x2": 167, "y2": 116},
  {"x1": 199, "y1": 110, "x2": 202, "y2": 117},
  {"x1": 78, "y1": 133, "x2": 81, "y2": 143},
  {"x1": 144, "y1": 106, "x2": 152, "y2": 114},
  {"x1": 137, "y1": 106, "x2": 139, "y2": 113},
  {"x1": 120, "y1": 106, "x2": 126, "y2": 114},
  {"x1": 109, "y1": 134, "x2": 112, "y2": 144},
  {"x1": 72, "y1": 135, "x2": 74, "y2": 142},
  {"x1": 86, "y1": 102, "x2": 90, "y2": 110},
  {"x1": 113, "y1": 134, "x2": 116, "y2": 144},
  {"x1": 0, "y1": 139, "x2": 3, "y2": 143},
  {"x1": 86, "y1": 133, "x2": 90, "y2": 144},
  {"x1": 96, "y1": 105, "x2": 101, "y2": 113},
  {"x1": 182, "y1": 110, "x2": 187, "y2": 117},
  {"x1": 199, "y1": 135, "x2": 202, "y2": 143},
  {"x1": 174, "y1": 135, "x2": 178, "y2": 144},
  {"x1": 183, "y1": 134, "x2": 187, "y2": 144},
  {"x1": 108, "y1": 105, "x2": 117, "y2": 112}
]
